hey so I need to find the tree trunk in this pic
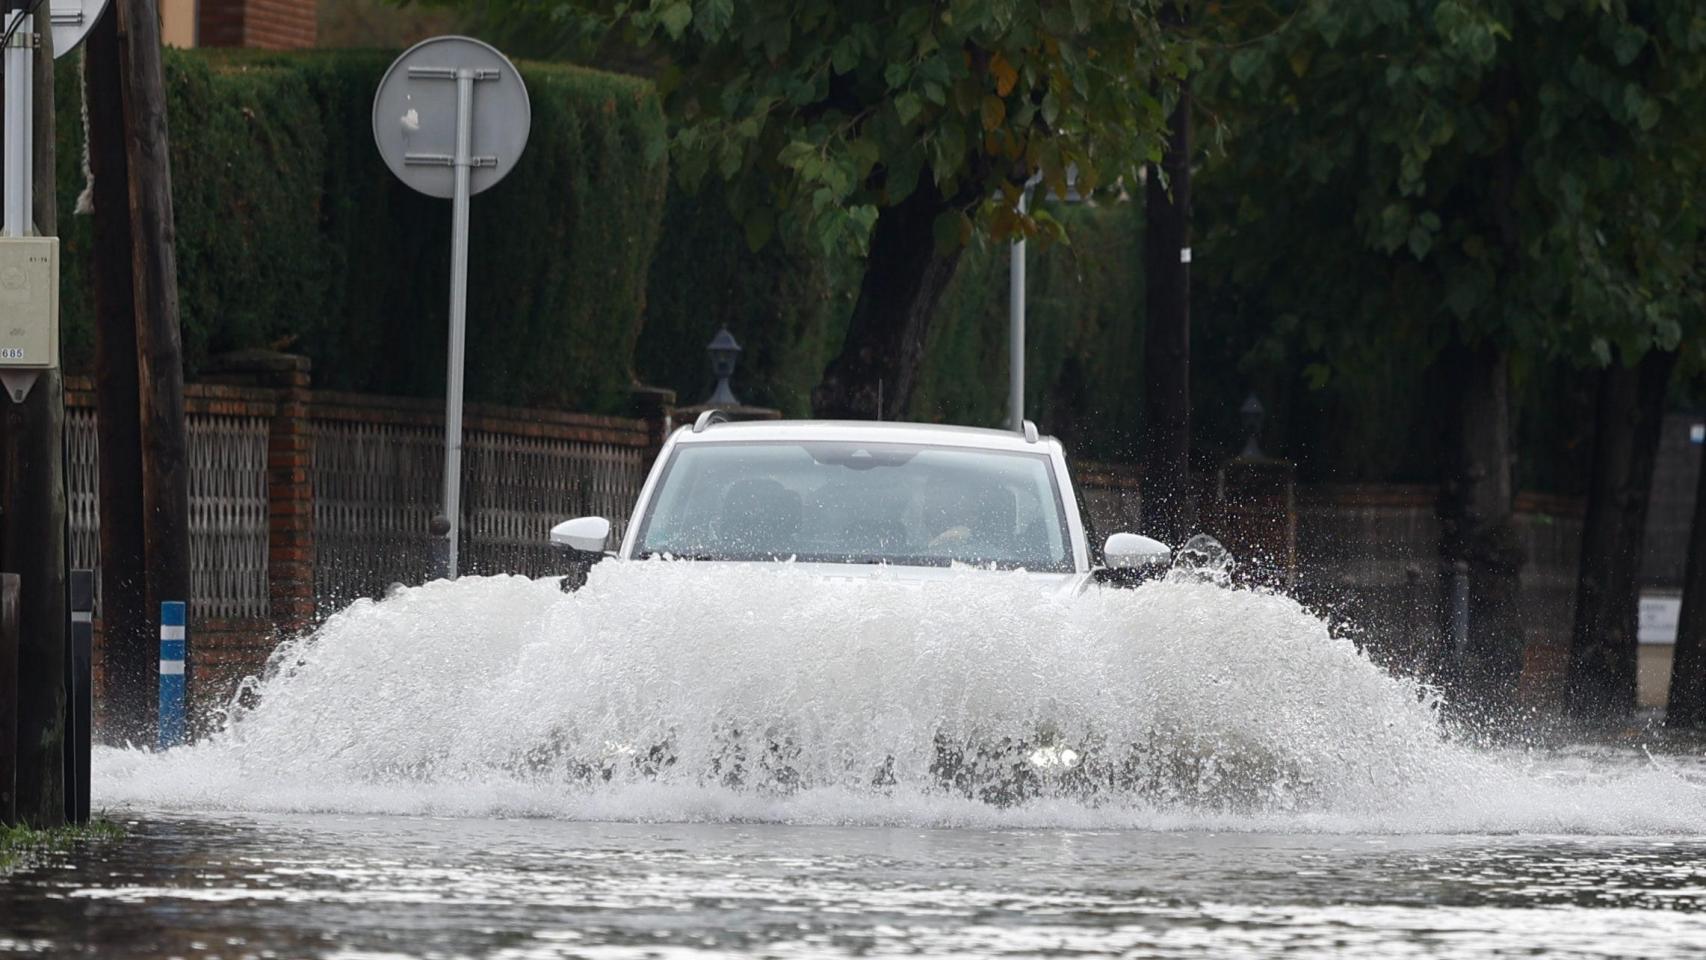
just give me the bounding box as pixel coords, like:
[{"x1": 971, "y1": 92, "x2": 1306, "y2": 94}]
[
  {"x1": 811, "y1": 180, "x2": 966, "y2": 421},
  {"x1": 1566, "y1": 348, "x2": 1677, "y2": 721},
  {"x1": 85, "y1": 4, "x2": 152, "y2": 745},
  {"x1": 1141, "y1": 80, "x2": 1193, "y2": 547},
  {"x1": 0, "y1": 7, "x2": 67, "y2": 827},
  {"x1": 1437, "y1": 341, "x2": 1523, "y2": 720},
  {"x1": 1667, "y1": 430, "x2": 1706, "y2": 728},
  {"x1": 118, "y1": 0, "x2": 193, "y2": 712}
]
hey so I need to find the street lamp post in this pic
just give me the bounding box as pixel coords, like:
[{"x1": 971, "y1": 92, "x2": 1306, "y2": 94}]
[
  {"x1": 1009, "y1": 184, "x2": 1033, "y2": 434},
  {"x1": 1008, "y1": 169, "x2": 1082, "y2": 434}
]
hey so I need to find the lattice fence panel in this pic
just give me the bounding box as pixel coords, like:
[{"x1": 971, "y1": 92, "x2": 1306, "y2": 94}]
[
  {"x1": 461, "y1": 433, "x2": 647, "y2": 577},
  {"x1": 312, "y1": 419, "x2": 648, "y2": 611},
  {"x1": 188, "y1": 416, "x2": 271, "y2": 619},
  {"x1": 66, "y1": 408, "x2": 100, "y2": 577},
  {"x1": 311, "y1": 420, "x2": 444, "y2": 613},
  {"x1": 63, "y1": 409, "x2": 270, "y2": 620}
]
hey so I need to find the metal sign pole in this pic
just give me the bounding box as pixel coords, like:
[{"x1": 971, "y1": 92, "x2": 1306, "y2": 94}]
[
  {"x1": 441, "y1": 68, "x2": 475, "y2": 579},
  {"x1": 3, "y1": 6, "x2": 33, "y2": 238}
]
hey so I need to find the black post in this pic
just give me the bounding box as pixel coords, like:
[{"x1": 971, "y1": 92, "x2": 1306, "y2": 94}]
[
  {"x1": 1, "y1": 574, "x2": 18, "y2": 825},
  {"x1": 1141, "y1": 37, "x2": 1194, "y2": 547},
  {"x1": 430, "y1": 515, "x2": 452, "y2": 581},
  {"x1": 63, "y1": 570, "x2": 92, "y2": 824}
]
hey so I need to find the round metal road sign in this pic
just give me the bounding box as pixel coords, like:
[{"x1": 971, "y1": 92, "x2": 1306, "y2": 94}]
[
  {"x1": 49, "y1": 0, "x2": 111, "y2": 60},
  {"x1": 372, "y1": 36, "x2": 532, "y2": 199}
]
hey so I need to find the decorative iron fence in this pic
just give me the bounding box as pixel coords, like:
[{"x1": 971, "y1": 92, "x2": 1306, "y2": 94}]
[
  {"x1": 310, "y1": 411, "x2": 648, "y2": 613},
  {"x1": 187, "y1": 416, "x2": 272, "y2": 619},
  {"x1": 460, "y1": 430, "x2": 646, "y2": 577},
  {"x1": 64, "y1": 406, "x2": 271, "y2": 621},
  {"x1": 311, "y1": 418, "x2": 443, "y2": 612},
  {"x1": 66, "y1": 408, "x2": 99, "y2": 578}
]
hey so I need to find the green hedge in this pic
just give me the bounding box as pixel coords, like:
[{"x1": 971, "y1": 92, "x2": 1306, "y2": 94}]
[{"x1": 54, "y1": 49, "x2": 665, "y2": 412}]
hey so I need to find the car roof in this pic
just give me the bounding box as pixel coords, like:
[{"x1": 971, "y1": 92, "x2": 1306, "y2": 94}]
[{"x1": 674, "y1": 418, "x2": 1059, "y2": 454}]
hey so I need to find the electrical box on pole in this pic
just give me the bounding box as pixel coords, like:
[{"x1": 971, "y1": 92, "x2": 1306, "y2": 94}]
[
  {"x1": 372, "y1": 36, "x2": 530, "y2": 579},
  {"x1": 0, "y1": 237, "x2": 59, "y2": 402}
]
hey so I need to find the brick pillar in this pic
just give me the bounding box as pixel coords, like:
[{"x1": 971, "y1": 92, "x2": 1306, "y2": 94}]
[
  {"x1": 198, "y1": 0, "x2": 317, "y2": 49},
  {"x1": 629, "y1": 385, "x2": 677, "y2": 467},
  {"x1": 267, "y1": 362, "x2": 315, "y2": 635},
  {"x1": 1210, "y1": 458, "x2": 1297, "y2": 588}
]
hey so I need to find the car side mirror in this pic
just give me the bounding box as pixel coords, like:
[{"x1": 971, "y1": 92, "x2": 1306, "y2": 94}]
[
  {"x1": 1103, "y1": 533, "x2": 1172, "y2": 570},
  {"x1": 550, "y1": 516, "x2": 611, "y2": 554}
]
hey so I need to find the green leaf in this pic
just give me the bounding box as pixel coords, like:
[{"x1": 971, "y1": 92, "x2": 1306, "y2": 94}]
[
  {"x1": 1407, "y1": 225, "x2": 1432, "y2": 260},
  {"x1": 1040, "y1": 90, "x2": 1060, "y2": 126},
  {"x1": 777, "y1": 141, "x2": 817, "y2": 169},
  {"x1": 1612, "y1": 25, "x2": 1648, "y2": 66},
  {"x1": 694, "y1": 0, "x2": 732, "y2": 39},
  {"x1": 743, "y1": 208, "x2": 774, "y2": 251},
  {"x1": 932, "y1": 210, "x2": 964, "y2": 253},
  {"x1": 831, "y1": 37, "x2": 860, "y2": 74},
  {"x1": 895, "y1": 92, "x2": 925, "y2": 125},
  {"x1": 658, "y1": 2, "x2": 692, "y2": 40},
  {"x1": 1229, "y1": 48, "x2": 1264, "y2": 85},
  {"x1": 885, "y1": 150, "x2": 922, "y2": 203}
]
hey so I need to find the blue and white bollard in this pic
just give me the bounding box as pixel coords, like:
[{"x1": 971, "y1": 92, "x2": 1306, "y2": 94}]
[{"x1": 158, "y1": 601, "x2": 187, "y2": 749}]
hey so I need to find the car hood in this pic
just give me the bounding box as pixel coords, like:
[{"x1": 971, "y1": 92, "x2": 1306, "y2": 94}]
[{"x1": 618, "y1": 558, "x2": 1088, "y2": 594}]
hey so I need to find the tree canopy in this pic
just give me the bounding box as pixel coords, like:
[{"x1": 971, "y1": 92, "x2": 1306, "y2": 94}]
[
  {"x1": 1197, "y1": 0, "x2": 1706, "y2": 386},
  {"x1": 547, "y1": 0, "x2": 1187, "y2": 257}
]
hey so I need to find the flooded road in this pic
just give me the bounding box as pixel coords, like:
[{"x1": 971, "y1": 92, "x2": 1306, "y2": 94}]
[
  {"x1": 7, "y1": 569, "x2": 1706, "y2": 957},
  {"x1": 4, "y1": 812, "x2": 1705, "y2": 958}
]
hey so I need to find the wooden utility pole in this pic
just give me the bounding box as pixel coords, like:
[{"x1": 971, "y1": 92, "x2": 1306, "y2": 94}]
[
  {"x1": 84, "y1": 4, "x2": 152, "y2": 743},
  {"x1": 118, "y1": 0, "x2": 192, "y2": 703},
  {"x1": 1141, "y1": 69, "x2": 1194, "y2": 547},
  {"x1": 0, "y1": 4, "x2": 67, "y2": 827}
]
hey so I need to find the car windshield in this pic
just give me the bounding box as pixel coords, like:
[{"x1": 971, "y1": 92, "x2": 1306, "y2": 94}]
[{"x1": 633, "y1": 440, "x2": 1073, "y2": 572}]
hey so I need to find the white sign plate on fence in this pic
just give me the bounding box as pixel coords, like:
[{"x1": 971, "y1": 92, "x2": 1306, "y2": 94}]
[
  {"x1": 50, "y1": 0, "x2": 110, "y2": 60},
  {"x1": 1638, "y1": 592, "x2": 1680, "y2": 646},
  {"x1": 371, "y1": 36, "x2": 531, "y2": 200}
]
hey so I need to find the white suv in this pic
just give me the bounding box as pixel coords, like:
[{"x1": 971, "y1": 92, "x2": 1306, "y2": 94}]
[{"x1": 550, "y1": 414, "x2": 1170, "y2": 591}]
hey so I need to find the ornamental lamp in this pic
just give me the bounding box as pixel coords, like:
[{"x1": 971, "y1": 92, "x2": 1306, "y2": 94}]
[{"x1": 704, "y1": 326, "x2": 743, "y2": 407}]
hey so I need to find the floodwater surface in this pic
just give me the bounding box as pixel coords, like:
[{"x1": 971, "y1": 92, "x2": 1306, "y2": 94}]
[
  {"x1": 3, "y1": 812, "x2": 1704, "y2": 958},
  {"x1": 4, "y1": 566, "x2": 1705, "y2": 957}
]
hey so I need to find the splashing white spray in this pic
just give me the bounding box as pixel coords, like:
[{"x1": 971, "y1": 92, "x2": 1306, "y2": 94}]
[{"x1": 95, "y1": 564, "x2": 1706, "y2": 832}]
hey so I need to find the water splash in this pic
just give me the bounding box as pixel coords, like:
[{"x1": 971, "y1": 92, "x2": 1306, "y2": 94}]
[{"x1": 94, "y1": 564, "x2": 1706, "y2": 833}]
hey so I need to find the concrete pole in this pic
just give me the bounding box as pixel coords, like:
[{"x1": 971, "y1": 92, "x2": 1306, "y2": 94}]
[
  {"x1": 0, "y1": 2, "x2": 67, "y2": 827},
  {"x1": 1, "y1": 5, "x2": 28, "y2": 236}
]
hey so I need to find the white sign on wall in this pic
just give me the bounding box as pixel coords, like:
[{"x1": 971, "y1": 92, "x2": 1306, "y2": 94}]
[{"x1": 1638, "y1": 593, "x2": 1681, "y2": 646}]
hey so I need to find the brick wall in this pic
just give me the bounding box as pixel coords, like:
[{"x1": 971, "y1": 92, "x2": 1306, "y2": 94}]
[{"x1": 198, "y1": 0, "x2": 318, "y2": 49}]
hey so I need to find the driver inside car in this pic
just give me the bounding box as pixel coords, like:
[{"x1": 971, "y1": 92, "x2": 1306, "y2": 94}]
[{"x1": 924, "y1": 478, "x2": 1013, "y2": 552}]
